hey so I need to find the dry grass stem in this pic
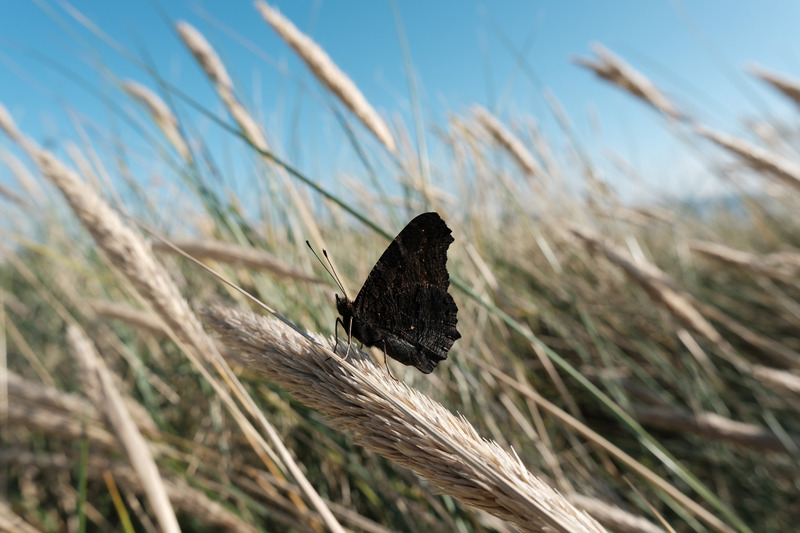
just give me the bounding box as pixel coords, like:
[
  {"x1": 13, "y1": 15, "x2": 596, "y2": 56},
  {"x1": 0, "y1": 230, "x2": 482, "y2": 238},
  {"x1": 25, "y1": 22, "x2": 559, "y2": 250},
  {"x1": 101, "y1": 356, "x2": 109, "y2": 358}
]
[
  {"x1": 0, "y1": 499, "x2": 40, "y2": 533},
  {"x1": 632, "y1": 406, "x2": 800, "y2": 453},
  {"x1": 694, "y1": 124, "x2": 800, "y2": 193},
  {"x1": 90, "y1": 300, "x2": 171, "y2": 337},
  {"x1": 527, "y1": 119, "x2": 561, "y2": 182},
  {"x1": 473, "y1": 105, "x2": 543, "y2": 177},
  {"x1": 0, "y1": 180, "x2": 27, "y2": 207},
  {"x1": 152, "y1": 238, "x2": 323, "y2": 284},
  {"x1": 690, "y1": 240, "x2": 800, "y2": 283},
  {"x1": 7, "y1": 371, "x2": 117, "y2": 449},
  {"x1": 5, "y1": 373, "x2": 265, "y2": 531},
  {"x1": 572, "y1": 230, "x2": 800, "y2": 402},
  {"x1": 573, "y1": 44, "x2": 682, "y2": 120},
  {"x1": 569, "y1": 227, "x2": 748, "y2": 370},
  {"x1": 692, "y1": 299, "x2": 800, "y2": 369},
  {"x1": 0, "y1": 105, "x2": 345, "y2": 533},
  {"x1": 1, "y1": 451, "x2": 260, "y2": 533},
  {"x1": 235, "y1": 469, "x2": 396, "y2": 533},
  {"x1": 567, "y1": 494, "x2": 665, "y2": 533},
  {"x1": 680, "y1": 243, "x2": 800, "y2": 367},
  {"x1": 751, "y1": 365, "x2": 800, "y2": 397},
  {"x1": 467, "y1": 354, "x2": 733, "y2": 533},
  {"x1": 256, "y1": 1, "x2": 397, "y2": 154},
  {"x1": 691, "y1": 240, "x2": 780, "y2": 277},
  {"x1": 765, "y1": 251, "x2": 800, "y2": 275},
  {"x1": 123, "y1": 80, "x2": 191, "y2": 162},
  {"x1": 5, "y1": 13, "x2": 800, "y2": 530},
  {"x1": 201, "y1": 305, "x2": 606, "y2": 533},
  {"x1": 0, "y1": 148, "x2": 45, "y2": 205},
  {"x1": 176, "y1": 21, "x2": 334, "y2": 289},
  {"x1": 67, "y1": 325, "x2": 181, "y2": 533},
  {"x1": 6, "y1": 370, "x2": 97, "y2": 423}
]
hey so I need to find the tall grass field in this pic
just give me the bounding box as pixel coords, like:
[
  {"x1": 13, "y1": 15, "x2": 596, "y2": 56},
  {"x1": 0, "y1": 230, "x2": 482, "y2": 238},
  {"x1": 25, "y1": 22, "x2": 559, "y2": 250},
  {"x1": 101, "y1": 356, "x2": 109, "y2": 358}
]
[{"x1": 2, "y1": 3, "x2": 800, "y2": 532}]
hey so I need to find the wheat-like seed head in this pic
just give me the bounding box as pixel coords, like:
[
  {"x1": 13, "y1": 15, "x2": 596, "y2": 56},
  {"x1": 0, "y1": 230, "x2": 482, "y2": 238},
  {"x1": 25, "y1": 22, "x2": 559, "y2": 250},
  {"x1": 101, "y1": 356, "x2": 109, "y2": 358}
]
[
  {"x1": 175, "y1": 21, "x2": 334, "y2": 287},
  {"x1": 473, "y1": 105, "x2": 543, "y2": 178},
  {"x1": 689, "y1": 240, "x2": 800, "y2": 287},
  {"x1": 747, "y1": 64, "x2": 800, "y2": 111},
  {"x1": 202, "y1": 304, "x2": 606, "y2": 533},
  {"x1": 123, "y1": 80, "x2": 191, "y2": 163},
  {"x1": 175, "y1": 22, "x2": 233, "y2": 90},
  {"x1": 631, "y1": 405, "x2": 800, "y2": 452},
  {"x1": 256, "y1": 1, "x2": 397, "y2": 155},
  {"x1": 177, "y1": 21, "x2": 271, "y2": 153},
  {"x1": 0, "y1": 102, "x2": 22, "y2": 143},
  {"x1": 694, "y1": 124, "x2": 800, "y2": 194},
  {"x1": 178, "y1": 19, "x2": 273, "y2": 158},
  {"x1": 573, "y1": 44, "x2": 682, "y2": 120}
]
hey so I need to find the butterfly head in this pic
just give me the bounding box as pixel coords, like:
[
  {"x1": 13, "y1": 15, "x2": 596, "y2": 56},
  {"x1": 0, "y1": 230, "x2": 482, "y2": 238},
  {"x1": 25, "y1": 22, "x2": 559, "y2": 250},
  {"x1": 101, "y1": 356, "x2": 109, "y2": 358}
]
[
  {"x1": 335, "y1": 293, "x2": 358, "y2": 341},
  {"x1": 335, "y1": 293, "x2": 352, "y2": 317}
]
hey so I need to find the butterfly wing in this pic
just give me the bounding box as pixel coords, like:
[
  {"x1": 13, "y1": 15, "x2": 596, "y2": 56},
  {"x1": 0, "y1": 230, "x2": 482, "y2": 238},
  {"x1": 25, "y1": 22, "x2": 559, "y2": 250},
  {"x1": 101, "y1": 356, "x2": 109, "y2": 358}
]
[{"x1": 351, "y1": 212, "x2": 461, "y2": 373}]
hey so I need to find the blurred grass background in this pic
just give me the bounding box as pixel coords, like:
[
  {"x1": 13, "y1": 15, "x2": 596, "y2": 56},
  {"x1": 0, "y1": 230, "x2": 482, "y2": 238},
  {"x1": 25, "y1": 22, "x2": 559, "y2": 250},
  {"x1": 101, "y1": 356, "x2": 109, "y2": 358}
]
[{"x1": 2, "y1": 2, "x2": 800, "y2": 532}]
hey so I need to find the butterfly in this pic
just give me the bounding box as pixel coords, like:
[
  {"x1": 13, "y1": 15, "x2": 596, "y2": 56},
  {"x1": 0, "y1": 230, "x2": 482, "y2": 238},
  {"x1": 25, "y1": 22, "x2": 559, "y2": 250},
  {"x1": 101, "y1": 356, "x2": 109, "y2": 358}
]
[{"x1": 313, "y1": 212, "x2": 460, "y2": 374}]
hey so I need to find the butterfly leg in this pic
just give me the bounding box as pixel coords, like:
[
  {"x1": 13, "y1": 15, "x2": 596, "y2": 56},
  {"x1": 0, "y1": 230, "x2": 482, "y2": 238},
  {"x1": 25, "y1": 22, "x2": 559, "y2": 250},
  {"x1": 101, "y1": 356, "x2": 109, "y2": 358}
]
[
  {"x1": 333, "y1": 317, "x2": 341, "y2": 354},
  {"x1": 329, "y1": 317, "x2": 344, "y2": 361},
  {"x1": 344, "y1": 318, "x2": 354, "y2": 360},
  {"x1": 382, "y1": 340, "x2": 399, "y2": 382}
]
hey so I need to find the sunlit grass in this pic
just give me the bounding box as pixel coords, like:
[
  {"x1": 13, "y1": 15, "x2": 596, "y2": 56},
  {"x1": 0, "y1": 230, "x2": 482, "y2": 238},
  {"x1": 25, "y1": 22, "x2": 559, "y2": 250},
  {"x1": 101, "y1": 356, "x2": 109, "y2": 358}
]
[{"x1": 3, "y1": 3, "x2": 800, "y2": 532}]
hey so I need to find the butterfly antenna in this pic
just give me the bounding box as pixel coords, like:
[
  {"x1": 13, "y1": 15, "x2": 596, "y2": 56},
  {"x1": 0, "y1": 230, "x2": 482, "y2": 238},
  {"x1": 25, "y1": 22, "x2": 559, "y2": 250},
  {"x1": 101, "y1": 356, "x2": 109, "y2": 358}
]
[{"x1": 306, "y1": 241, "x2": 348, "y2": 298}]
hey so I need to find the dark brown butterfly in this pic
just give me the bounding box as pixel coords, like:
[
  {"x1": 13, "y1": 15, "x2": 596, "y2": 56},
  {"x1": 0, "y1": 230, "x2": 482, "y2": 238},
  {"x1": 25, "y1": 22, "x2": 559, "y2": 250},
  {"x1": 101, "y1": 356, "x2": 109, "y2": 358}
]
[{"x1": 315, "y1": 212, "x2": 460, "y2": 374}]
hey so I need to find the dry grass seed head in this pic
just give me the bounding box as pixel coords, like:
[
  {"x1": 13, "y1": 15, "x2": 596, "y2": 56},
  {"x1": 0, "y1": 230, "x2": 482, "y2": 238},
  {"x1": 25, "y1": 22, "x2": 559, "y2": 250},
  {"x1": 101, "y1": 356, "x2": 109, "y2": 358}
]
[
  {"x1": 202, "y1": 305, "x2": 606, "y2": 533},
  {"x1": 256, "y1": 1, "x2": 397, "y2": 154},
  {"x1": 176, "y1": 21, "x2": 271, "y2": 152},
  {"x1": 573, "y1": 44, "x2": 682, "y2": 120},
  {"x1": 473, "y1": 105, "x2": 543, "y2": 177},
  {"x1": 176, "y1": 22, "x2": 233, "y2": 90},
  {"x1": 123, "y1": 80, "x2": 191, "y2": 162},
  {"x1": 694, "y1": 124, "x2": 800, "y2": 194},
  {"x1": 747, "y1": 64, "x2": 800, "y2": 111},
  {"x1": 175, "y1": 21, "x2": 332, "y2": 281}
]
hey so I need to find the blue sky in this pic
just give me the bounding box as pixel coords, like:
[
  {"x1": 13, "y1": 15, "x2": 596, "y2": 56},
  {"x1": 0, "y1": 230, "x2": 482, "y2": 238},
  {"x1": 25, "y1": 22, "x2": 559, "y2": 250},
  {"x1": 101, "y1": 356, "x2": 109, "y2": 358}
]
[{"x1": 2, "y1": 1, "x2": 800, "y2": 206}]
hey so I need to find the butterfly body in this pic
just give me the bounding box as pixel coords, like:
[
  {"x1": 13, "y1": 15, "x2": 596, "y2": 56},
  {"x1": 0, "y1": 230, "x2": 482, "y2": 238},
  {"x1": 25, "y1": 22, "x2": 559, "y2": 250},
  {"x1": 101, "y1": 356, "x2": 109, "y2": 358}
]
[{"x1": 336, "y1": 212, "x2": 460, "y2": 374}]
